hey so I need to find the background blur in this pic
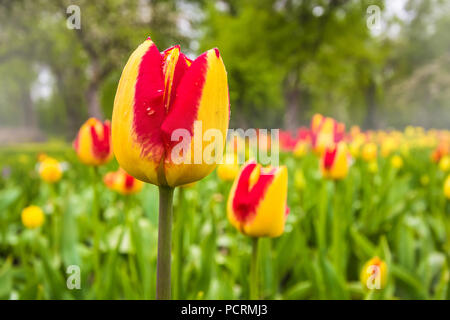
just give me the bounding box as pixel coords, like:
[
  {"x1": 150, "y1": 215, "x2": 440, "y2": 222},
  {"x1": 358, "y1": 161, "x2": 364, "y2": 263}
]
[{"x1": 0, "y1": 0, "x2": 449, "y2": 145}]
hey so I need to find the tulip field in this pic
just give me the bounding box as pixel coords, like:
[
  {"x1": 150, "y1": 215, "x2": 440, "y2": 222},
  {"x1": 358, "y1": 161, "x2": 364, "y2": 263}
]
[{"x1": 0, "y1": 114, "x2": 449, "y2": 300}]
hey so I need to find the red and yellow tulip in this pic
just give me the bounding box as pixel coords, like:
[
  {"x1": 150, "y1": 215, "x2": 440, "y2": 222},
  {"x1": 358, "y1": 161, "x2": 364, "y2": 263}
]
[
  {"x1": 104, "y1": 168, "x2": 144, "y2": 195},
  {"x1": 112, "y1": 37, "x2": 229, "y2": 187},
  {"x1": 320, "y1": 142, "x2": 349, "y2": 180},
  {"x1": 227, "y1": 161, "x2": 288, "y2": 238},
  {"x1": 74, "y1": 118, "x2": 113, "y2": 166},
  {"x1": 310, "y1": 114, "x2": 345, "y2": 155}
]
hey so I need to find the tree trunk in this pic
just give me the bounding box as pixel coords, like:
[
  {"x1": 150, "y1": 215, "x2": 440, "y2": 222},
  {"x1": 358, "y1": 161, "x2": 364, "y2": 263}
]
[
  {"x1": 284, "y1": 86, "x2": 300, "y2": 131},
  {"x1": 22, "y1": 88, "x2": 37, "y2": 128},
  {"x1": 364, "y1": 79, "x2": 377, "y2": 130},
  {"x1": 86, "y1": 80, "x2": 103, "y2": 119}
]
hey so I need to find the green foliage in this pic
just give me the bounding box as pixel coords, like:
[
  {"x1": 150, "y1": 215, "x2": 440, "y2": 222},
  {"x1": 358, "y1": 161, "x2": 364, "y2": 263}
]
[{"x1": 0, "y1": 143, "x2": 448, "y2": 299}]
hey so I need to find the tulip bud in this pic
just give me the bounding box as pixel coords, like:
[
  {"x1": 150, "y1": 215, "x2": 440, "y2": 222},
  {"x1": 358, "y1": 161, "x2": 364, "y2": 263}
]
[
  {"x1": 104, "y1": 168, "x2": 144, "y2": 195},
  {"x1": 74, "y1": 118, "x2": 113, "y2": 166},
  {"x1": 360, "y1": 257, "x2": 388, "y2": 290},
  {"x1": 21, "y1": 205, "x2": 45, "y2": 229},
  {"x1": 227, "y1": 161, "x2": 288, "y2": 238},
  {"x1": 112, "y1": 37, "x2": 229, "y2": 187},
  {"x1": 320, "y1": 142, "x2": 349, "y2": 180},
  {"x1": 39, "y1": 157, "x2": 63, "y2": 183}
]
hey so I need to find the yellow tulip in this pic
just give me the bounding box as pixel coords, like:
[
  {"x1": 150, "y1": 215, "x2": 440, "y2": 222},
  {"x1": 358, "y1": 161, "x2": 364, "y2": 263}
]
[
  {"x1": 112, "y1": 36, "x2": 229, "y2": 187},
  {"x1": 381, "y1": 137, "x2": 397, "y2": 158},
  {"x1": 38, "y1": 157, "x2": 62, "y2": 183},
  {"x1": 439, "y1": 156, "x2": 450, "y2": 172},
  {"x1": 390, "y1": 155, "x2": 403, "y2": 169},
  {"x1": 21, "y1": 205, "x2": 45, "y2": 229},
  {"x1": 217, "y1": 154, "x2": 240, "y2": 182},
  {"x1": 360, "y1": 257, "x2": 388, "y2": 290},
  {"x1": 361, "y1": 142, "x2": 378, "y2": 162},
  {"x1": 444, "y1": 175, "x2": 450, "y2": 199},
  {"x1": 227, "y1": 161, "x2": 288, "y2": 238}
]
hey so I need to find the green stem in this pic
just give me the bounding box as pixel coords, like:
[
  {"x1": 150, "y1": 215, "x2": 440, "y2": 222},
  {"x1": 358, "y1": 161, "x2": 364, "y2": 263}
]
[
  {"x1": 91, "y1": 167, "x2": 101, "y2": 294},
  {"x1": 174, "y1": 187, "x2": 185, "y2": 299},
  {"x1": 49, "y1": 183, "x2": 59, "y2": 257},
  {"x1": 250, "y1": 237, "x2": 260, "y2": 300},
  {"x1": 156, "y1": 185, "x2": 175, "y2": 300}
]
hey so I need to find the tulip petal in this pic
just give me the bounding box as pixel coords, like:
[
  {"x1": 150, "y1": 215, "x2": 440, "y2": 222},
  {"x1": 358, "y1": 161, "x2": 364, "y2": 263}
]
[
  {"x1": 112, "y1": 39, "x2": 165, "y2": 184},
  {"x1": 242, "y1": 166, "x2": 288, "y2": 237},
  {"x1": 161, "y1": 49, "x2": 229, "y2": 186}
]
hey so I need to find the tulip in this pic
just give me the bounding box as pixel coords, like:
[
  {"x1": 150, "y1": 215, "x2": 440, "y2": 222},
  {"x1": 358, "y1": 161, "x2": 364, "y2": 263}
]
[
  {"x1": 361, "y1": 142, "x2": 378, "y2": 162},
  {"x1": 104, "y1": 168, "x2": 144, "y2": 195},
  {"x1": 381, "y1": 137, "x2": 397, "y2": 158},
  {"x1": 227, "y1": 161, "x2": 288, "y2": 299},
  {"x1": 112, "y1": 36, "x2": 229, "y2": 300},
  {"x1": 74, "y1": 118, "x2": 113, "y2": 166},
  {"x1": 320, "y1": 142, "x2": 349, "y2": 180},
  {"x1": 217, "y1": 154, "x2": 240, "y2": 182},
  {"x1": 21, "y1": 205, "x2": 45, "y2": 229},
  {"x1": 444, "y1": 175, "x2": 450, "y2": 199},
  {"x1": 38, "y1": 157, "x2": 63, "y2": 183},
  {"x1": 349, "y1": 133, "x2": 366, "y2": 159},
  {"x1": 390, "y1": 155, "x2": 403, "y2": 169},
  {"x1": 360, "y1": 257, "x2": 388, "y2": 290},
  {"x1": 227, "y1": 161, "x2": 288, "y2": 238},
  {"x1": 112, "y1": 37, "x2": 229, "y2": 188},
  {"x1": 310, "y1": 114, "x2": 345, "y2": 155}
]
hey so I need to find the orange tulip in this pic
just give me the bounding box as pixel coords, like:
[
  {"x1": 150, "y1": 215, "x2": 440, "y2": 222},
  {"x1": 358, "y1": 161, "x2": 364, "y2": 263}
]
[
  {"x1": 74, "y1": 118, "x2": 113, "y2": 166},
  {"x1": 227, "y1": 161, "x2": 288, "y2": 238},
  {"x1": 112, "y1": 36, "x2": 229, "y2": 187}
]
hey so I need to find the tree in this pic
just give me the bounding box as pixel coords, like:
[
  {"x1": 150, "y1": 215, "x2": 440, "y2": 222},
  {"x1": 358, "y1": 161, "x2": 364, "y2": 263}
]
[{"x1": 199, "y1": 0, "x2": 386, "y2": 129}]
